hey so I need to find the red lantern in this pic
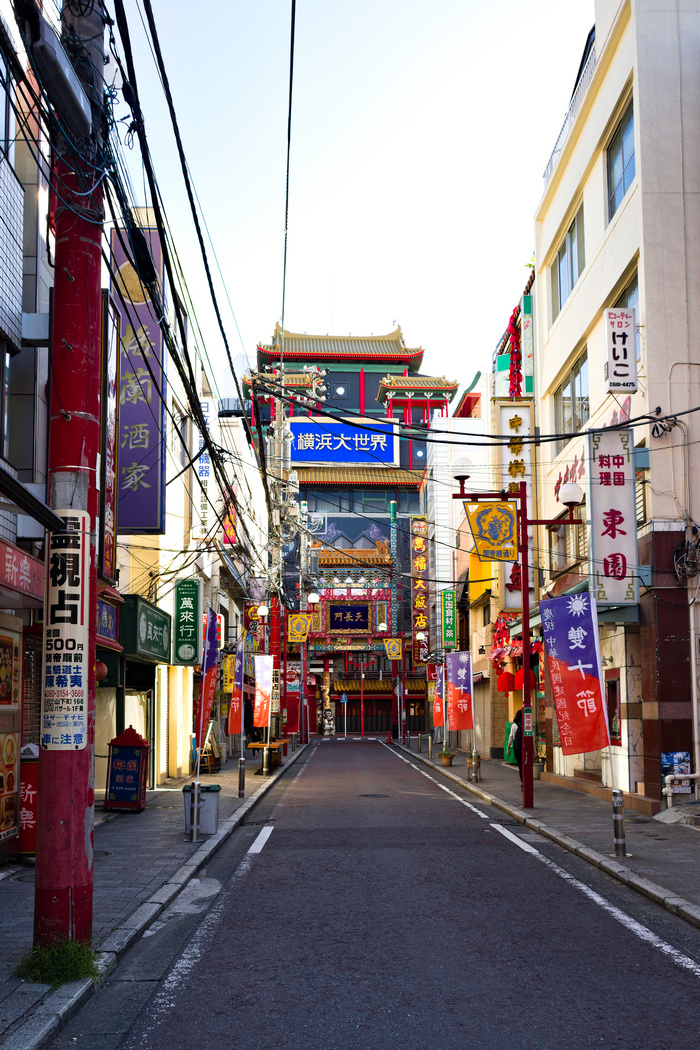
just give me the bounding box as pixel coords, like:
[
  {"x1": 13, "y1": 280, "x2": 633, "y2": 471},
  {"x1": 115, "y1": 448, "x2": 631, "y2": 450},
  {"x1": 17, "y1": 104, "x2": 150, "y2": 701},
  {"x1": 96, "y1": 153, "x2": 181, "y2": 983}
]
[
  {"x1": 95, "y1": 660, "x2": 109, "y2": 682},
  {"x1": 513, "y1": 667, "x2": 536, "y2": 690},
  {"x1": 497, "y1": 671, "x2": 515, "y2": 694}
]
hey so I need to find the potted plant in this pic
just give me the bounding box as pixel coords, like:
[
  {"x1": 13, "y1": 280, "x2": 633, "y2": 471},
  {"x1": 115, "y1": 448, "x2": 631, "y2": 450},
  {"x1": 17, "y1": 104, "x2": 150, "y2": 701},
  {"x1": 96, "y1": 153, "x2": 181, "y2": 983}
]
[{"x1": 438, "y1": 749, "x2": 455, "y2": 767}]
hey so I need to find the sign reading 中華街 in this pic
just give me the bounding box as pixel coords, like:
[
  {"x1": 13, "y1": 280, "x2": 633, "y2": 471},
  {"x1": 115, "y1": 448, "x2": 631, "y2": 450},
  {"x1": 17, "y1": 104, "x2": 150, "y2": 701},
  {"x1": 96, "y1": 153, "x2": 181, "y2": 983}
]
[
  {"x1": 540, "y1": 592, "x2": 610, "y2": 756},
  {"x1": 411, "y1": 516, "x2": 430, "y2": 665},
  {"x1": 441, "y1": 590, "x2": 456, "y2": 648},
  {"x1": 464, "y1": 501, "x2": 518, "y2": 562},
  {"x1": 289, "y1": 420, "x2": 397, "y2": 465},
  {"x1": 41, "y1": 512, "x2": 90, "y2": 751},
  {"x1": 604, "y1": 308, "x2": 637, "y2": 393},
  {"x1": 111, "y1": 227, "x2": 166, "y2": 534},
  {"x1": 173, "y1": 578, "x2": 203, "y2": 665},
  {"x1": 588, "y1": 430, "x2": 638, "y2": 605}
]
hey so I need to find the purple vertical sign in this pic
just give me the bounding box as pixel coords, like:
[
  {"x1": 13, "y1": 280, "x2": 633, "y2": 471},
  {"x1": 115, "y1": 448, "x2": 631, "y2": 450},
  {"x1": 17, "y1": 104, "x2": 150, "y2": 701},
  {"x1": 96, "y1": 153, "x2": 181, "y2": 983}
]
[{"x1": 111, "y1": 227, "x2": 166, "y2": 533}]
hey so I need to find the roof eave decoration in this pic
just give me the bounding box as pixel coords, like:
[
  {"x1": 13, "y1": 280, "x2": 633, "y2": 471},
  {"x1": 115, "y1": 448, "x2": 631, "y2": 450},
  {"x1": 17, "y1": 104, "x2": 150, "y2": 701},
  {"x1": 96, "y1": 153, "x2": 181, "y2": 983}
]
[
  {"x1": 256, "y1": 324, "x2": 424, "y2": 371},
  {"x1": 376, "y1": 374, "x2": 460, "y2": 405}
]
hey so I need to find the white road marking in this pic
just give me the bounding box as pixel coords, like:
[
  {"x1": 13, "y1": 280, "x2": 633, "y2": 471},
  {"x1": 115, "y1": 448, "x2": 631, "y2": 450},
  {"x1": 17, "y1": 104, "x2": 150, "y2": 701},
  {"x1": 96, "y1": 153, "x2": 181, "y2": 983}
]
[
  {"x1": 380, "y1": 741, "x2": 489, "y2": 819},
  {"x1": 491, "y1": 822, "x2": 700, "y2": 979},
  {"x1": 248, "y1": 825, "x2": 274, "y2": 853},
  {"x1": 491, "y1": 821, "x2": 540, "y2": 853}
]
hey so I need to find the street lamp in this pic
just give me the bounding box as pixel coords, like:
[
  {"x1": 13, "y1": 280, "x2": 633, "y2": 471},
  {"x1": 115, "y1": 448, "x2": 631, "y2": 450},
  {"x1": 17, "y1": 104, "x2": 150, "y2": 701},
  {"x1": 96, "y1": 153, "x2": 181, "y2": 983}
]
[
  {"x1": 257, "y1": 605, "x2": 269, "y2": 654},
  {"x1": 454, "y1": 477, "x2": 583, "y2": 809}
]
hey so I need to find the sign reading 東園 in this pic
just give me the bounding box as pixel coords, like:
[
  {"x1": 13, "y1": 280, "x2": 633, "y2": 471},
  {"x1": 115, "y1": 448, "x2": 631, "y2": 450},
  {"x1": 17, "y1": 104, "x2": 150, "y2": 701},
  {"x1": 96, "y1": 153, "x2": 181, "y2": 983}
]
[
  {"x1": 588, "y1": 430, "x2": 638, "y2": 605},
  {"x1": 290, "y1": 420, "x2": 397, "y2": 465},
  {"x1": 41, "y1": 512, "x2": 90, "y2": 751}
]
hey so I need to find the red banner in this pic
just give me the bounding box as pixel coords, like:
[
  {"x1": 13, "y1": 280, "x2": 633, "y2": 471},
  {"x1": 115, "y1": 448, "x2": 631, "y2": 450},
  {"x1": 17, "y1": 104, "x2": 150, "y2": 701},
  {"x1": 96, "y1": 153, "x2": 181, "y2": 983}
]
[
  {"x1": 540, "y1": 594, "x2": 610, "y2": 755},
  {"x1": 253, "y1": 655, "x2": 273, "y2": 728},
  {"x1": 227, "y1": 637, "x2": 245, "y2": 736},
  {"x1": 433, "y1": 666, "x2": 444, "y2": 727},
  {"x1": 445, "y1": 652, "x2": 474, "y2": 731},
  {"x1": 195, "y1": 609, "x2": 218, "y2": 748}
]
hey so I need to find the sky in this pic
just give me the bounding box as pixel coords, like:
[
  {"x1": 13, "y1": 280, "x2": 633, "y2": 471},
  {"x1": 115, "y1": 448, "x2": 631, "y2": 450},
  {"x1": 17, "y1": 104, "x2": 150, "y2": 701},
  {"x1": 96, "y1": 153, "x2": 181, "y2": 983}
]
[{"x1": 121, "y1": 0, "x2": 596, "y2": 399}]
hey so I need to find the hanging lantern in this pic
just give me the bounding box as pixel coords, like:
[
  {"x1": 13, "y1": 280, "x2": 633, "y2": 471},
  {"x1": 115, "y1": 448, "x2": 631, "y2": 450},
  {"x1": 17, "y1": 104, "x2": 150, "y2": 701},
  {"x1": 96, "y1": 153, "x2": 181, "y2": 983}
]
[
  {"x1": 497, "y1": 671, "x2": 515, "y2": 694},
  {"x1": 95, "y1": 660, "x2": 109, "y2": 682},
  {"x1": 514, "y1": 667, "x2": 536, "y2": 690}
]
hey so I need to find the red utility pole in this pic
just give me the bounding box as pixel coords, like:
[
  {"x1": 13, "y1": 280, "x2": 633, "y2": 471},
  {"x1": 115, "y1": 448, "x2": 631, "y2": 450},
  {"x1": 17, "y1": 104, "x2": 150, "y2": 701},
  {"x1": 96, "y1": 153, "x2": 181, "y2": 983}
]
[{"x1": 33, "y1": 4, "x2": 105, "y2": 945}]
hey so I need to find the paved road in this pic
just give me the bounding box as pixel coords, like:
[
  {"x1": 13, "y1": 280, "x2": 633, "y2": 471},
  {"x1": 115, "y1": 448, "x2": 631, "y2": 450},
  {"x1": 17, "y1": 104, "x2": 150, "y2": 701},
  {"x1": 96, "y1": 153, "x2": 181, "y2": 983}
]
[{"x1": 49, "y1": 739, "x2": 700, "y2": 1049}]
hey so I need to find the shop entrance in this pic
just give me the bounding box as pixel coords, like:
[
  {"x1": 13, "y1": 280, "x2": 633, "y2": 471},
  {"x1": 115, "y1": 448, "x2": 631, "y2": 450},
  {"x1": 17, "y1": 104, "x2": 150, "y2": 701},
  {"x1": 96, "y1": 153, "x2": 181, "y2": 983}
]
[
  {"x1": 406, "y1": 700, "x2": 426, "y2": 733},
  {"x1": 338, "y1": 698, "x2": 391, "y2": 734}
]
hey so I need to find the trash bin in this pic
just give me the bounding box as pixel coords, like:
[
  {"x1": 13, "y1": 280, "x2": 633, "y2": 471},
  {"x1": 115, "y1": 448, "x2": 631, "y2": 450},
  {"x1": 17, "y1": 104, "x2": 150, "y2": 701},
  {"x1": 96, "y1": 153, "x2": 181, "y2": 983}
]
[{"x1": 183, "y1": 783, "x2": 221, "y2": 835}]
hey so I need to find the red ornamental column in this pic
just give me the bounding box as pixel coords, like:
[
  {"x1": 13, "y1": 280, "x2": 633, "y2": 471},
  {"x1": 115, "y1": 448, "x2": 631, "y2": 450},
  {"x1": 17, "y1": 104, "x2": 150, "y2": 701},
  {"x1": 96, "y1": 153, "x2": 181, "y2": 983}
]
[{"x1": 34, "y1": 156, "x2": 103, "y2": 945}]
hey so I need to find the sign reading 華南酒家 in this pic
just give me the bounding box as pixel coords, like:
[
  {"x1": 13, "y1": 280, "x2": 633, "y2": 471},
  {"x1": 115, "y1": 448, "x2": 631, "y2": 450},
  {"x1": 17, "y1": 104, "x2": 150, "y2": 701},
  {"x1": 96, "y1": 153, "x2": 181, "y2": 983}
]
[
  {"x1": 289, "y1": 420, "x2": 397, "y2": 465},
  {"x1": 173, "y1": 578, "x2": 203, "y2": 665},
  {"x1": 111, "y1": 227, "x2": 166, "y2": 534},
  {"x1": 41, "y1": 512, "x2": 90, "y2": 750},
  {"x1": 588, "y1": 430, "x2": 638, "y2": 605},
  {"x1": 327, "y1": 603, "x2": 371, "y2": 634}
]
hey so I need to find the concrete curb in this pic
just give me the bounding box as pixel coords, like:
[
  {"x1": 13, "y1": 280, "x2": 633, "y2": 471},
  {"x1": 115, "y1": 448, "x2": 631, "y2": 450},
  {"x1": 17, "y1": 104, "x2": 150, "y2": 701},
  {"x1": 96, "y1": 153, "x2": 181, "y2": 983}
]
[
  {"x1": 397, "y1": 744, "x2": 700, "y2": 932},
  {"x1": 3, "y1": 744, "x2": 308, "y2": 1050}
]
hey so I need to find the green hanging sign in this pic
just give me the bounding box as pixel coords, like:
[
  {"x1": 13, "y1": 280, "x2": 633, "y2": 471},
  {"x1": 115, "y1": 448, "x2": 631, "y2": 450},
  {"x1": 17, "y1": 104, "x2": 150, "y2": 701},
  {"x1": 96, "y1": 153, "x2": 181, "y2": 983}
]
[{"x1": 442, "y1": 590, "x2": 456, "y2": 649}]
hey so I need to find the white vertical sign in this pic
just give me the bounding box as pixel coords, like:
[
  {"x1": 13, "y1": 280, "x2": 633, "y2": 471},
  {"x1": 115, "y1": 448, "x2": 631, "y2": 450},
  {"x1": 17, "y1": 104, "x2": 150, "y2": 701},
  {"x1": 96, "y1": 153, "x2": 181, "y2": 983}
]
[
  {"x1": 588, "y1": 430, "x2": 639, "y2": 604},
  {"x1": 41, "y1": 511, "x2": 90, "y2": 750},
  {"x1": 604, "y1": 308, "x2": 637, "y2": 393}
]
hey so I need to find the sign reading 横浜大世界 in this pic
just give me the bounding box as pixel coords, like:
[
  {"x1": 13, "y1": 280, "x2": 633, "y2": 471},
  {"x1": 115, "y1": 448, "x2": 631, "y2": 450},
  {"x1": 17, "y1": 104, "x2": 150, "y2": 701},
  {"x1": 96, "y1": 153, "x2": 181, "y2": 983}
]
[
  {"x1": 289, "y1": 420, "x2": 397, "y2": 465},
  {"x1": 41, "y1": 512, "x2": 90, "y2": 750}
]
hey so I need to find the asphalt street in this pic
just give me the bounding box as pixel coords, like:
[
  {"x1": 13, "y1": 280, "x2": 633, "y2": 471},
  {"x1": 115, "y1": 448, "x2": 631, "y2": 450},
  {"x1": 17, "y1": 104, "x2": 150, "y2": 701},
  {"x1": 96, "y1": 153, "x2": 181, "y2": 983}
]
[{"x1": 47, "y1": 739, "x2": 700, "y2": 1050}]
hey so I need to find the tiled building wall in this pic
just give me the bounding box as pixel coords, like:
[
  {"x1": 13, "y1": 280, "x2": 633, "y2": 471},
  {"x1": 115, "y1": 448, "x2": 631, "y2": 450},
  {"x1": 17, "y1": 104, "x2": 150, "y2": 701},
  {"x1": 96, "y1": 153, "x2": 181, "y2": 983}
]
[{"x1": 0, "y1": 152, "x2": 23, "y2": 350}]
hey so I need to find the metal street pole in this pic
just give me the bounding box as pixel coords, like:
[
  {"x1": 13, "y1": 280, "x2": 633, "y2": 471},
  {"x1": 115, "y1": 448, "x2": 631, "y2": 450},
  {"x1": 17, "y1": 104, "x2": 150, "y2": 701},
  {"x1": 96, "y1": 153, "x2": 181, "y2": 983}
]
[
  {"x1": 519, "y1": 480, "x2": 534, "y2": 809},
  {"x1": 34, "y1": 1, "x2": 105, "y2": 947}
]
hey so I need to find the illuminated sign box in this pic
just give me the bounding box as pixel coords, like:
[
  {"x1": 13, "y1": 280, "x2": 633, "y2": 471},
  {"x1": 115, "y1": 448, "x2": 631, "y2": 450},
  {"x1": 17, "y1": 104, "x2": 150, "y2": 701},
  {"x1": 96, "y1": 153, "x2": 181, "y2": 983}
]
[{"x1": 289, "y1": 419, "x2": 397, "y2": 466}]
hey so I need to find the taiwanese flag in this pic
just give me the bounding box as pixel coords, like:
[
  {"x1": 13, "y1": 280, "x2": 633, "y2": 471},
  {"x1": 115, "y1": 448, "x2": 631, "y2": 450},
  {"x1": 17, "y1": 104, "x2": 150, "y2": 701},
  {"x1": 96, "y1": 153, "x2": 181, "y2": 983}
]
[
  {"x1": 540, "y1": 593, "x2": 610, "y2": 755},
  {"x1": 445, "y1": 652, "x2": 474, "y2": 731},
  {"x1": 227, "y1": 636, "x2": 245, "y2": 736},
  {"x1": 433, "y1": 664, "x2": 444, "y2": 727},
  {"x1": 195, "y1": 608, "x2": 218, "y2": 748},
  {"x1": 253, "y1": 655, "x2": 273, "y2": 728}
]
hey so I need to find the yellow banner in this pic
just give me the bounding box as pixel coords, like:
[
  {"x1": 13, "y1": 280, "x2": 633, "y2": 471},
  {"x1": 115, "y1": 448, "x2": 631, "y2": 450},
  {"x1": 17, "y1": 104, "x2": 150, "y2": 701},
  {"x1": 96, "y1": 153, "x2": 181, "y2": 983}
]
[
  {"x1": 222, "y1": 654, "x2": 235, "y2": 691},
  {"x1": 464, "y1": 500, "x2": 518, "y2": 562},
  {"x1": 383, "y1": 638, "x2": 403, "y2": 661},
  {"x1": 288, "y1": 612, "x2": 313, "y2": 644}
]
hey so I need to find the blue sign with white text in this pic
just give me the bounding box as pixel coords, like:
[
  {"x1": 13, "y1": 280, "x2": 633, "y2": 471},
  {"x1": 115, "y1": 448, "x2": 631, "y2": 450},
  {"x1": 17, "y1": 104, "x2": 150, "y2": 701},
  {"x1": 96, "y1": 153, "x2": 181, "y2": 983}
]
[{"x1": 290, "y1": 420, "x2": 396, "y2": 465}]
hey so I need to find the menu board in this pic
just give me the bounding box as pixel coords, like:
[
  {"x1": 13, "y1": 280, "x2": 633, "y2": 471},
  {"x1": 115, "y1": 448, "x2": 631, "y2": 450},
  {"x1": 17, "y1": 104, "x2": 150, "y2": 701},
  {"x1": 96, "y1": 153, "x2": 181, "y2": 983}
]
[
  {"x1": 0, "y1": 635, "x2": 20, "y2": 710},
  {"x1": 105, "y1": 744, "x2": 147, "y2": 810},
  {"x1": 0, "y1": 732, "x2": 18, "y2": 840}
]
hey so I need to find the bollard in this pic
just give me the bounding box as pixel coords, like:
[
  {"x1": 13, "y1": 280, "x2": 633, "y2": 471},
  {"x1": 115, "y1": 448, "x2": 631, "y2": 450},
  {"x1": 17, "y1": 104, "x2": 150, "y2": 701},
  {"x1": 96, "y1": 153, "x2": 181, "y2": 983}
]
[
  {"x1": 417, "y1": 734, "x2": 422, "y2": 754},
  {"x1": 428, "y1": 736, "x2": 432, "y2": 760},
  {"x1": 612, "y1": 788, "x2": 627, "y2": 857},
  {"x1": 262, "y1": 746, "x2": 270, "y2": 776},
  {"x1": 238, "y1": 756, "x2": 246, "y2": 799},
  {"x1": 189, "y1": 782, "x2": 201, "y2": 842}
]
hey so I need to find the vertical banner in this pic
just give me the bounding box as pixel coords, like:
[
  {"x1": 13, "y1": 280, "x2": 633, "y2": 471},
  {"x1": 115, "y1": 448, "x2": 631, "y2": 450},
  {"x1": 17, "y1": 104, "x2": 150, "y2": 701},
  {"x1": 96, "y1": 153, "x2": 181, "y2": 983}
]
[
  {"x1": 521, "y1": 294, "x2": 534, "y2": 379},
  {"x1": 588, "y1": 429, "x2": 638, "y2": 604},
  {"x1": 432, "y1": 664, "x2": 444, "y2": 727},
  {"x1": 441, "y1": 590, "x2": 457, "y2": 648},
  {"x1": 445, "y1": 652, "x2": 474, "y2": 731},
  {"x1": 100, "y1": 294, "x2": 119, "y2": 581},
  {"x1": 173, "y1": 578, "x2": 203, "y2": 664},
  {"x1": 194, "y1": 608, "x2": 218, "y2": 749},
  {"x1": 227, "y1": 636, "x2": 245, "y2": 736},
  {"x1": 41, "y1": 512, "x2": 90, "y2": 750},
  {"x1": 496, "y1": 402, "x2": 534, "y2": 609},
  {"x1": 253, "y1": 655, "x2": 273, "y2": 728},
  {"x1": 111, "y1": 227, "x2": 166, "y2": 533},
  {"x1": 193, "y1": 399, "x2": 215, "y2": 540},
  {"x1": 410, "y1": 516, "x2": 430, "y2": 665},
  {"x1": 540, "y1": 593, "x2": 609, "y2": 755}
]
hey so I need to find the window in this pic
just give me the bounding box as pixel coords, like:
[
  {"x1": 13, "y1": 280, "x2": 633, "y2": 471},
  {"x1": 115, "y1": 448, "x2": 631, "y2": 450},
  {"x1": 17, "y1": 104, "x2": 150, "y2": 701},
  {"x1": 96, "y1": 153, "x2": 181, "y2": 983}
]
[
  {"x1": 551, "y1": 205, "x2": 585, "y2": 322},
  {"x1": 554, "y1": 351, "x2": 589, "y2": 452},
  {"x1": 608, "y1": 102, "x2": 635, "y2": 220},
  {"x1": 614, "y1": 272, "x2": 641, "y2": 359},
  {"x1": 398, "y1": 490, "x2": 420, "y2": 513},
  {"x1": 0, "y1": 50, "x2": 12, "y2": 158}
]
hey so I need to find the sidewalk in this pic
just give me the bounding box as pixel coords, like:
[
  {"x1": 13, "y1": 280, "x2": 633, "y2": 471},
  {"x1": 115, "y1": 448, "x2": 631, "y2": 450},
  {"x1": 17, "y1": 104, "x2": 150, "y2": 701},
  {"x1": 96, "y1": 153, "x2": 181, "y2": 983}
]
[
  {"x1": 0, "y1": 742, "x2": 307, "y2": 1050},
  {"x1": 401, "y1": 739, "x2": 700, "y2": 925}
]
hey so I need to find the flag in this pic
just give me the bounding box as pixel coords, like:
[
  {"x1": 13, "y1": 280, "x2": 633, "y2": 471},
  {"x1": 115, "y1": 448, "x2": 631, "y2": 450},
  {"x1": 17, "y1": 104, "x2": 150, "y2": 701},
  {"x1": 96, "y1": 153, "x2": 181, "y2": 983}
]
[
  {"x1": 288, "y1": 613, "x2": 313, "y2": 644},
  {"x1": 227, "y1": 635, "x2": 245, "y2": 736},
  {"x1": 253, "y1": 655, "x2": 274, "y2": 728},
  {"x1": 433, "y1": 664, "x2": 444, "y2": 727},
  {"x1": 445, "y1": 651, "x2": 474, "y2": 731},
  {"x1": 195, "y1": 608, "x2": 218, "y2": 748},
  {"x1": 540, "y1": 592, "x2": 610, "y2": 755},
  {"x1": 383, "y1": 638, "x2": 402, "y2": 661}
]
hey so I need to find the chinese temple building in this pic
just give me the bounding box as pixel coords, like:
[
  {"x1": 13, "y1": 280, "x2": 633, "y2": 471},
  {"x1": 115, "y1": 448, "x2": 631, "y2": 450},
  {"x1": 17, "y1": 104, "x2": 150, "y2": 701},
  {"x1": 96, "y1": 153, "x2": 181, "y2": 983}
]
[{"x1": 252, "y1": 325, "x2": 460, "y2": 736}]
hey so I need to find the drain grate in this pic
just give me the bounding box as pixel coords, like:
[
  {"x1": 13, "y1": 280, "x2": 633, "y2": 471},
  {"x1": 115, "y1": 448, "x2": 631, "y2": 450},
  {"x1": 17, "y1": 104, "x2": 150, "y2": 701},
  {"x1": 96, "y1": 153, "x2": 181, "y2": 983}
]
[
  {"x1": 493, "y1": 820, "x2": 522, "y2": 826},
  {"x1": 242, "y1": 819, "x2": 275, "y2": 827},
  {"x1": 358, "y1": 794, "x2": 390, "y2": 798}
]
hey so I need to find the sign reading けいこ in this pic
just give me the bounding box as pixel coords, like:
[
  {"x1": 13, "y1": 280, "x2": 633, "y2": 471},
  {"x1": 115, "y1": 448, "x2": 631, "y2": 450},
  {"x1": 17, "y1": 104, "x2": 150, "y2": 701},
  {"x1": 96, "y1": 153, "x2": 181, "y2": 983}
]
[{"x1": 289, "y1": 420, "x2": 397, "y2": 465}]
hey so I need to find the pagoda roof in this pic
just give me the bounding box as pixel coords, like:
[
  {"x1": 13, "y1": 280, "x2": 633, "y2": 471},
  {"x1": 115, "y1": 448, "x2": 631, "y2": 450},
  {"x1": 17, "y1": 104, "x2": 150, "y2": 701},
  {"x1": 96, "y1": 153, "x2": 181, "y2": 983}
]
[
  {"x1": 297, "y1": 466, "x2": 424, "y2": 487},
  {"x1": 257, "y1": 323, "x2": 424, "y2": 371},
  {"x1": 376, "y1": 374, "x2": 459, "y2": 404}
]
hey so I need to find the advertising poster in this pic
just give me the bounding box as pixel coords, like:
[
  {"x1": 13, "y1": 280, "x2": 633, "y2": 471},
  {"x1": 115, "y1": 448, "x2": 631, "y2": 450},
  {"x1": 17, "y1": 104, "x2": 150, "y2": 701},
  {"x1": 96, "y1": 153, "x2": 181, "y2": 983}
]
[{"x1": 0, "y1": 732, "x2": 18, "y2": 840}]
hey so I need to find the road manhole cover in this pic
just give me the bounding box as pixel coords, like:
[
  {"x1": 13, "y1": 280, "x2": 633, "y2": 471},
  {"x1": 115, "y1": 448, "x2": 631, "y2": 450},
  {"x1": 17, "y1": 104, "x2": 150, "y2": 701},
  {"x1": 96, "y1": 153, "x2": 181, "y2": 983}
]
[{"x1": 358, "y1": 794, "x2": 389, "y2": 798}]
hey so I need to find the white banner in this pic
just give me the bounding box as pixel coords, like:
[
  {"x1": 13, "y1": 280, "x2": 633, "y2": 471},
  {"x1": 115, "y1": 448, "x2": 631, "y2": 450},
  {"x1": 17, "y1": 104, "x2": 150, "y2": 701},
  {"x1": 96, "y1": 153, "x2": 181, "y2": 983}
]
[
  {"x1": 588, "y1": 430, "x2": 639, "y2": 604},
  {"x1": 41, "y1": 511, "x2": 90, "y2": 750}
]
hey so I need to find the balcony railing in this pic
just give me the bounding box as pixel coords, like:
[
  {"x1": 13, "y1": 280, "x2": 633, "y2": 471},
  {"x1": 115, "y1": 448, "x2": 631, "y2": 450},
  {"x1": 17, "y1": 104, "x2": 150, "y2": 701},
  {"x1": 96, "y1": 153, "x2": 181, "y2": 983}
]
[{"x1": 543, "y1": 43, "x2": 597, "y2": 186}]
